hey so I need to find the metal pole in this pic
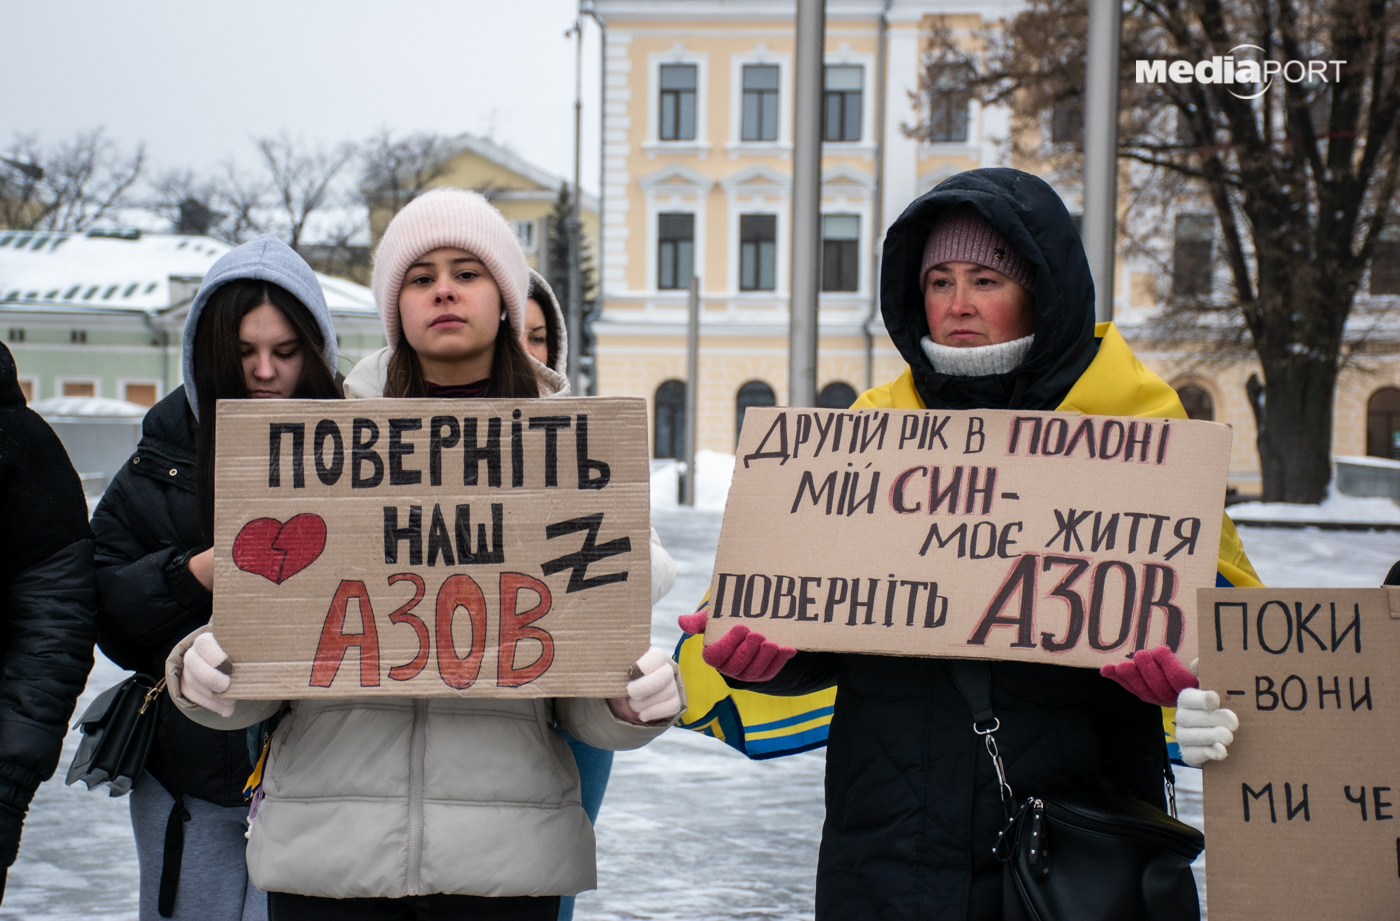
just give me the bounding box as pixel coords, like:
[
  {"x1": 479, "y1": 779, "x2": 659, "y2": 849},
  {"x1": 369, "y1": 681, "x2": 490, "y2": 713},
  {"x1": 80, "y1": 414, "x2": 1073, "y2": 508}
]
[
  {"x1": 788, "y1": 0, "x2": 826, "y2": 408},
  {"x1": 567, "y1": 12, "x2": 585, "y2": 393},
  {"x1": 584, "y1": 3, "x2": 607, "y2": 394},
  {"x1": 1082, "y1": 0, "x2": 1122, "y2": 324},
  {"x1": 867, "y1": 0, "x2": 891, "y2": 391},
  {"x1": 682, "y1": 274, "x2": 700, "y2": 507}
]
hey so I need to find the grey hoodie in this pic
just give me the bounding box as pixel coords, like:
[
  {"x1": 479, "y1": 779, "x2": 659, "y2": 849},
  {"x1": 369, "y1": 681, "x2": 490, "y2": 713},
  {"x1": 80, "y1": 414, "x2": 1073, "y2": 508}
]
[{"x1": 181, "y1": 235, "x2": 339, "y2": 418}]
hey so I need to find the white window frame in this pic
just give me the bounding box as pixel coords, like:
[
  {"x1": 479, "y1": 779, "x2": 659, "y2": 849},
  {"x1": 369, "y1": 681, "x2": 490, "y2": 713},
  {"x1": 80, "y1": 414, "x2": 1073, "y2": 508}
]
[
  {"x1": 512, "y1": 219, "x2": 539, "y2": 255},
  {"x1": 119, "y1": 378, "x2": 162, "y2": 407},
  {"x1": 645, "y1": 46, "x2": 711, "y2": 159},
  {"x1": 727, "y1": 45, "x2": 793, "y2": 157},
  {"x1": 56, "y1": 376, "x2": 100, "y2": 399},
  {"x1": 819, "y1": 165, "x2": 876, "y2": 301},
  {"x1": 822, "y1": 49, "x2": 877, "y2": 154}
]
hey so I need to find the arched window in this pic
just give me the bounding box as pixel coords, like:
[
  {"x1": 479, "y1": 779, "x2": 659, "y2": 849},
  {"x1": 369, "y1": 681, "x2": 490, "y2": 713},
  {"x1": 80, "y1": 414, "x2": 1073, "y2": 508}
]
[
  {"x1": 735, "y1": 380, "x2": 776, "y2": 444},
  {"x1": 654, "y1": 380, "x2": 686, "y2": 459},
  {"x1": 818, "y1": 381, "x2": 858, "y2": 409},
  {"x1": 1367, "y1": 387, "x2": 1400, "y2": 459},
  {"x1": 1175, "y1": 384, "x2": 1214, "y2": 421}
]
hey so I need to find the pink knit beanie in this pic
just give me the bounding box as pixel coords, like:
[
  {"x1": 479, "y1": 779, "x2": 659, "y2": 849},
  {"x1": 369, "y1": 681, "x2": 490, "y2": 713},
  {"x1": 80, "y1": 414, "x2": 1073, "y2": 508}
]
[
  {"x1": 370, "y1": 188, "x2": 529, "y2": 349},
  {"x1": 921, "y1": 206, "x2": 1035, "y2": 293}
]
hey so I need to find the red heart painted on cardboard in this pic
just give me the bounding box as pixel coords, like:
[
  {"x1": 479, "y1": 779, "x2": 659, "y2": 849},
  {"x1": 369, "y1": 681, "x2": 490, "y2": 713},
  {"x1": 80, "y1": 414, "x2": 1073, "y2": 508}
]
[{"x1": 231, "y1": 514, "x2": 327, "y2": 585}]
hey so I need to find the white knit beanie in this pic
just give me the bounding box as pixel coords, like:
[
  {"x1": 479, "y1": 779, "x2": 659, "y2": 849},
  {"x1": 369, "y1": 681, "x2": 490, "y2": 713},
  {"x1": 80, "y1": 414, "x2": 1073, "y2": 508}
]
[{"x1": 370, "y1": 188, "x2": 529, "y2": 349}]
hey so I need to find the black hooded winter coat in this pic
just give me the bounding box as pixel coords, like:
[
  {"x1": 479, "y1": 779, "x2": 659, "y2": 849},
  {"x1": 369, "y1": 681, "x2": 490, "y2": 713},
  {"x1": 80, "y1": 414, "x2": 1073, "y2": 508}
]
[
  {"x1": 91, "y1": 390, "x2": 252, "y2": 805},
  {"x1": 0, "y1": 342, "x2": 97, "y2": 867},
  {"x1": 734, "y1": 170, "x2": 1167, "y2": 921}
]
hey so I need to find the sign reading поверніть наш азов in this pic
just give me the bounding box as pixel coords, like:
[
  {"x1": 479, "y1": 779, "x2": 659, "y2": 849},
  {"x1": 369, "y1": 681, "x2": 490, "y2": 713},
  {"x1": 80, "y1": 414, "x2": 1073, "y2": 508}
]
[
  {"x1": 209, "y1": 398, "x2": 651, "y2": 699},
  {"x1": 704, "y1": 408, "x2": 1232, "y2": 669},
  {"x1": 1198, "y1": 587, "x2": 1400, "y2": 920}
]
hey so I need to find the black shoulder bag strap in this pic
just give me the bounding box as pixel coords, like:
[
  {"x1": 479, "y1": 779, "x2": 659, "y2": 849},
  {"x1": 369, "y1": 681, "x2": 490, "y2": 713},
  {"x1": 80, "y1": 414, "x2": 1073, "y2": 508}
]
[
  {"x1": 951, "y1": 659, "x2": 1180, "y2": 821},
  {"x1": 948, "y1": 659, "x2": 1016, "y2": 822}
]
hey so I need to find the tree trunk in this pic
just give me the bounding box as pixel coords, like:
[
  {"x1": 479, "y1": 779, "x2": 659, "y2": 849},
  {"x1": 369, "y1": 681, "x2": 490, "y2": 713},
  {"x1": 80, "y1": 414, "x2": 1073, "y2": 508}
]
[{"x1": 1256, "y1": 358, "x2": 1337, "y2": 504}]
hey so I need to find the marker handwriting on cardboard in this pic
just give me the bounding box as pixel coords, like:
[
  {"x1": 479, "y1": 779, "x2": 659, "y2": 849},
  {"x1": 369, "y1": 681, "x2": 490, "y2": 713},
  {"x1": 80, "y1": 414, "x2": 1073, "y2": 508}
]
[{"x1": 266, "y1": 411, "x2": 612, "y2": 491}]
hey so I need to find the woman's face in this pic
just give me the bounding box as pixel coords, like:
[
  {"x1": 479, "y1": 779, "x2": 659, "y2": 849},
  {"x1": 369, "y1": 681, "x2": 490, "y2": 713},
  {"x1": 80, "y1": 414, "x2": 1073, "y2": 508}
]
[
  {"x1": 239, "y1": 302, "x2": 306, "y2": 399},
  {"x1": 923, "y1": 261, "x2": 1034, "y2": 348},
  {"x1": 398, "y1": 247, "x2": 502, "y2": 381},
  {"x1": 523, "y1": 297, "x2": 550, "y2": 366}
]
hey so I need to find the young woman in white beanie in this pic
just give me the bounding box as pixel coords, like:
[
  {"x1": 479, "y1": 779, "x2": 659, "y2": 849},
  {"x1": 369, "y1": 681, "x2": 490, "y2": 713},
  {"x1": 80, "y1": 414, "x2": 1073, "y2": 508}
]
[{"x1": 165, "y1": 189, "x2": 684, "y2": 921}]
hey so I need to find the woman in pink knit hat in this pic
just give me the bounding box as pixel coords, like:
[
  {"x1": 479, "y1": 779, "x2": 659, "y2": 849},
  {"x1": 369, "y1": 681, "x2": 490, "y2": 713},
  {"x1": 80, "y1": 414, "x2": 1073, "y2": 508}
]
[{"x1": 167, "y1": 189, "x2": 684, "y2": 921}]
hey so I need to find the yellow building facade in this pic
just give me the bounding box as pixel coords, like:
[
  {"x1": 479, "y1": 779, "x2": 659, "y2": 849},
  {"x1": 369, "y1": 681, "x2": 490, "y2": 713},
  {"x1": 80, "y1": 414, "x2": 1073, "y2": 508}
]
[
  {"x1": 592, "y1": 0, "x2": 1400, "y2": 495},
  {"x1": 369, "y1": 133, "x2": 599, "y2": 278}
]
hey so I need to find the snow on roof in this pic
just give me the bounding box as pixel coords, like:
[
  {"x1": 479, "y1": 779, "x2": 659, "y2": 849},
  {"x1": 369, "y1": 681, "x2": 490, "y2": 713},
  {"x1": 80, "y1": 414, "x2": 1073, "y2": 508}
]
[
  {"x1": 0, "y1": 229, "x2": 375, "y2": 317},
  {"x1": 31, "y1": 396, "x2": 149, "y2": 419}
]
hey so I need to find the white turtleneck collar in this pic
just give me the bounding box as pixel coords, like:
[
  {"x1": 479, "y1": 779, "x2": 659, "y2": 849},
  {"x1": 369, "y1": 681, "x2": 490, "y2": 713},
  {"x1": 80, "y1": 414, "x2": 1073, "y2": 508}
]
[{"x1": 920, "y1": 334, "x2": 1035, "y2": 378}]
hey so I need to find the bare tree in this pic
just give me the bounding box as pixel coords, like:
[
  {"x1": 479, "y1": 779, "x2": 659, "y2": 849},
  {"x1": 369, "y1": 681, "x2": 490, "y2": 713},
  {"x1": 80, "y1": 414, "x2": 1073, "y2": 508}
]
[
  {"x1": 0, "y1": 129, "x2": 144, "y2": 231},
  {"x1": 255, "y1": 133, "x2": 354, "y2": 250},
  {"x1": 358, "y1": 129, "x2": 453, "y2": 216},
  {"x1": 922, "y1": 0, "x2": 1400, "y2": 503}
]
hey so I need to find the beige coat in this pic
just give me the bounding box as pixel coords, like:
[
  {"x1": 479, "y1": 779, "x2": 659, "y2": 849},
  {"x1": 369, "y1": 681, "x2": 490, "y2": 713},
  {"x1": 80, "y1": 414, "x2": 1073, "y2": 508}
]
[{"x1": 168, "y1": 354, "x2": 680, "y2": 899}]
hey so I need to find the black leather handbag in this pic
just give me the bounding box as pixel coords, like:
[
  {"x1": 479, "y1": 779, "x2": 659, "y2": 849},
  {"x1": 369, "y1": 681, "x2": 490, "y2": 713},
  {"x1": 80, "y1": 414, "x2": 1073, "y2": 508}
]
[
  {"x1": 950, "y1": 660, "x2": 1205, "y2": 921},
  {"x1": 65, "y1": 674, "x2": 166, "y2": 797}
]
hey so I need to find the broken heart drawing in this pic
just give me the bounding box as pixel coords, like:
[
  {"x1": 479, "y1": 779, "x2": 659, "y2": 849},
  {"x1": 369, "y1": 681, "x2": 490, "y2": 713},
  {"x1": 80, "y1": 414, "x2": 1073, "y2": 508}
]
[{"x1": 231, "y1": 514, "x2": 327, "y2": 585}]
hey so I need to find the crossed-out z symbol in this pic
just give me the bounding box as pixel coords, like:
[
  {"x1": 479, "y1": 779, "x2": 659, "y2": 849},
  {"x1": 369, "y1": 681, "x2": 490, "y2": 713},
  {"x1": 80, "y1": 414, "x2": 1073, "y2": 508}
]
[{"x1": 540, "y1": 513, "x2": 632, "y2": 593}]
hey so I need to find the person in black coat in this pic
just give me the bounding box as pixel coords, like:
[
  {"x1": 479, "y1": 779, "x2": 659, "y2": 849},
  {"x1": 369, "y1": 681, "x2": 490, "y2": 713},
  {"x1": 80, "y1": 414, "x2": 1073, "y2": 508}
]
[
  {"x1": 0, "y1": 341, "x2": 97, "y2": 899},
  {"x1": 92, "y1": 236, "x2": 341, "y2": 921},
  {"x1": 682, "y1": 170, "x2": 1186, "y2": 921}
]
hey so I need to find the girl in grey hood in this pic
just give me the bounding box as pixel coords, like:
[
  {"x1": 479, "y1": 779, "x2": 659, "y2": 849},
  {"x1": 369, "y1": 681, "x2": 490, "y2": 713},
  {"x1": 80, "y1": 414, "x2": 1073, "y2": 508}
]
[{"x1": 92, "y1": 236, "x2": 341, "y2": 921}]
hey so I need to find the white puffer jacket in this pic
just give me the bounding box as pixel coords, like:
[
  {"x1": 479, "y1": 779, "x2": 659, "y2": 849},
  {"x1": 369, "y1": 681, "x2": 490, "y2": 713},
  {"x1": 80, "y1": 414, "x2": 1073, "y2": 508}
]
[{"x1": 167, "y1": 355, "x2": 680, "y2": 899}]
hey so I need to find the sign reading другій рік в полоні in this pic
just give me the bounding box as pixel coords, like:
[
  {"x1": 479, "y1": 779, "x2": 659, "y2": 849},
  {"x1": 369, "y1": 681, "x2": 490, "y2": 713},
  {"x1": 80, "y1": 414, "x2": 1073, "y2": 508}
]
[
  {"x1": 704, "y1": 407, "x2": 1232, "y2": 669},
  {"x1": 1197, "y1": 587, "x2": 1400, "y2": 920},
  {"x1": 209, "y1": 397, "x2": 651, "y2": 699}
]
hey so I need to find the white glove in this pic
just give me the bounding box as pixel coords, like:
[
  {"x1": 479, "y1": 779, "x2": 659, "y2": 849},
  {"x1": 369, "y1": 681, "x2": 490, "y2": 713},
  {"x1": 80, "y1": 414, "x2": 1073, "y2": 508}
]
[
  {"x1": 627, "y1": 647, "x2": 683, "y2": 723},
  {"x1": 181, "y1": 632, "x2": 235, "y2": 718},
  {"x1": 649, "y1": 527, "x2": 677, "y2": 605},
  {"x1": 1175, "y1": 687, "x2": 1239, "y2": 767}
]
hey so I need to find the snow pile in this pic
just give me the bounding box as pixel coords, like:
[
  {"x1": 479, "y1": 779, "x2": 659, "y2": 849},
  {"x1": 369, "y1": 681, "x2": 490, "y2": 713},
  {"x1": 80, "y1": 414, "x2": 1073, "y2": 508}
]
[
  {"x1": 1228, "y1": 484, "x2": 1400, "y2": 525},
  {"x1": 650, "y1": 450, "x2": 735, "y2": 512}
]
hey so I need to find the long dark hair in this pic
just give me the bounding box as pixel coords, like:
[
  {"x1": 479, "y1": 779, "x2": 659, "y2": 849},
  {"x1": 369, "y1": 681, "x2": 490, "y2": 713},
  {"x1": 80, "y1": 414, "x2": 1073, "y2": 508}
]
[
  {"x1": 384, "y1": 306, "x2": 540, "y2": 399},
  {"x1": 192, "y1": 279, "x2": 341, "y2": 540},
  {"x1": 527, "y1": 276, "x2": 562, "y2": 371}
]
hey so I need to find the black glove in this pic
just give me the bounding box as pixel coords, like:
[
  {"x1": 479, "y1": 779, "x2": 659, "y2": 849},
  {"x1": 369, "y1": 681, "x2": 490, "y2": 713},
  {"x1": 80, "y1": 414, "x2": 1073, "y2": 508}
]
[{"x1": 0, "y1": 801, "x2": 25, "y2": 869}]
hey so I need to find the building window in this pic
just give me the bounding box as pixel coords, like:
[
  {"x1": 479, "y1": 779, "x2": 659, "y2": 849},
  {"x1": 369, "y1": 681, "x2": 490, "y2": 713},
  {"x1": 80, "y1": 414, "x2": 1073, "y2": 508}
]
[
  {"x1": 1052, "y1": 96, "x2": 1084, "y2": 147},
  {"x1": 1172, "y1": 214, "x2": 1215, "y2": 297},
  {"x1": 70, "y1": 329, "x2": 87, "y2": 344},
  {"x1": 1368, "y1": 388, "x2": 1400, "y2": 459},
  {"x1": 740, "y1": 215, "x2": 777, "y2": 291},
  {"x1": 7, "y1": 329, "x2": 22, "y2": 343},
  {"x1": 512, "y1": 220, "x2": 538, "y2": 254},
  {"x1": 822, "y1": 215, "x2": 860, "y2": 292},
  {"x1": 61, "y1": 380, "x2": 96, "y2": 398},
  {"x1": 657, "y1": 213, "x2": 695, "y2": 290},
  {"x1": 660, "y1": 64, "x2": 697, "y2": 141},
  {"x1": 819, "y1": 381, "x2": 858, "y2": 409},
  {"x1": 122, "y1": 381, "x2": 159, "y2": 407},
  {"x1": 926, "y1": 63, "x2": 972, "y2": 143},
  {"x1": 741, "y1": 65, "x2": 780, "y2": 142},
  {"x1": 16, "y1": 378, "x2": 33, "y2": 402},
  {"x1": 823, "y1": 65, "x2": 863, "y2": 142},
  {"x1": 1371, "y1": 225, "x2": 1400, "y2": 296},
  {"x1": 1175, "y1": 384, "x2": 1214, "y2": 421},
  {"x1": 654, "y1": 380, "x2": 686, "y2": 459},
  {"x1": 736, "y1": 380, "x2": 776, "y2": 444}
]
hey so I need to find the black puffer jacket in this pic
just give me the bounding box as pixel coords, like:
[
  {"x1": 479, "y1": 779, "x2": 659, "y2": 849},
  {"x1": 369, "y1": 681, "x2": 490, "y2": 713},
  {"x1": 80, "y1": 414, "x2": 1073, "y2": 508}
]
[
  {"x1": 91, "y1": 390, "x2": 251, "y2": 806},
  {"x1": 0, "y1": 342, "x2": 97, "y2": 867},
  {"x1": 736, "y1": 170, "x2": 1166, "y2": 921}
]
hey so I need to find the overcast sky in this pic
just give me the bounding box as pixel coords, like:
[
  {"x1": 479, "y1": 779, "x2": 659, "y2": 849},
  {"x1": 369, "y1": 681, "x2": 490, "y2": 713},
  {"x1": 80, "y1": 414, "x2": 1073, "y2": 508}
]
[{"x1": 6, "y1": 0, "x2": 602, "y2": 195}]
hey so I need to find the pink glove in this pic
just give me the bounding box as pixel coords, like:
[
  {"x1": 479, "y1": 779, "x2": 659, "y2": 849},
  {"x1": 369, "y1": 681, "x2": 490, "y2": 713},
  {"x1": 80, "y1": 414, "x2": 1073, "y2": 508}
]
[
  {"x1": 1100, "y1": 646, "x2": 1198, "y2": 707},
  {"x1": 701, "y1": 624, "x2": 795, "y2": 683},
  {"x1": 181, "y1": 633, "x2": 235, "y2": 717}
]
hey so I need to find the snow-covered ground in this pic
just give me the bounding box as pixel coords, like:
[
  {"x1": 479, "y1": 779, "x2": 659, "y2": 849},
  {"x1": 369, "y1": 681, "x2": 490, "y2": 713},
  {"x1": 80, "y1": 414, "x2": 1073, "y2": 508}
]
[{"x1": 7, "y1": 463, "x2": 1400, "y2": 918}]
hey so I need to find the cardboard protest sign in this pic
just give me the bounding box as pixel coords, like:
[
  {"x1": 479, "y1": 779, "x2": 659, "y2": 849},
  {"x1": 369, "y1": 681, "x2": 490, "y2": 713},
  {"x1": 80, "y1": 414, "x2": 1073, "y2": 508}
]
[
  {"x1": 1197, "y1": 587, "x2": 1400, "y2": 920},
  {"x1": 704, "y1": 407, "x2": 1231, "y2": 668},
  {"x1": 210, "y1": 397, "x2": 651, "y2": 699}
]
